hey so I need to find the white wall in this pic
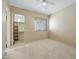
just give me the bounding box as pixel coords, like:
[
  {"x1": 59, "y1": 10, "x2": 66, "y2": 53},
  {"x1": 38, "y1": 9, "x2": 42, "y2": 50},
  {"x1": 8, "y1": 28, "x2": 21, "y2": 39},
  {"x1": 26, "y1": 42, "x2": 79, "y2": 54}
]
[{"x1": 49, "y1": 3, "x2": 76, "y2": 47}]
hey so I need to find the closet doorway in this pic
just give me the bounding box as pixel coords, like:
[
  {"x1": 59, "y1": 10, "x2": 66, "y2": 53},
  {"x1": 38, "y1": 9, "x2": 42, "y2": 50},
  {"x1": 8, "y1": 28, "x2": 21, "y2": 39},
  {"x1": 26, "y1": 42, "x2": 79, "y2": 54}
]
[{"x1": 13, "y1": 14, "x2": 25, "y2": 47}]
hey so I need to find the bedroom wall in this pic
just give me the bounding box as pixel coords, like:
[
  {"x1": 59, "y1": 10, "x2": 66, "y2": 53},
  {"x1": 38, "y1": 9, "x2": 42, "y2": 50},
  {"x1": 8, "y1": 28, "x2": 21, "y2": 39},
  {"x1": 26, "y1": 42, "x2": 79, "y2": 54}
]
[
  {"x1": 49, "y1": 3, "x2": 76, "y2": 47},
  {"x1": 10, "y1": 6, "x2": 48, "y2": 43}
]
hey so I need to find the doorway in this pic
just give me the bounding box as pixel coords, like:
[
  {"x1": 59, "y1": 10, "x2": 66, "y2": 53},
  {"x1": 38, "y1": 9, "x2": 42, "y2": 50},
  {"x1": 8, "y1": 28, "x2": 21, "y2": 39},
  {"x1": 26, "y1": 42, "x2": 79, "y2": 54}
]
[{"x1": 13, "y1": 14, "x2": 25, "y2": 47}]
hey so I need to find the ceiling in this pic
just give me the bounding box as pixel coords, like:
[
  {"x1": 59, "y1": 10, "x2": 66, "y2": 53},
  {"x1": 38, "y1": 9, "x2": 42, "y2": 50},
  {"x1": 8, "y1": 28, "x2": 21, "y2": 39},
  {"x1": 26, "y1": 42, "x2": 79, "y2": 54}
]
[{"x1": 8, "y1": 0, "x2": 76, "y2": 15}]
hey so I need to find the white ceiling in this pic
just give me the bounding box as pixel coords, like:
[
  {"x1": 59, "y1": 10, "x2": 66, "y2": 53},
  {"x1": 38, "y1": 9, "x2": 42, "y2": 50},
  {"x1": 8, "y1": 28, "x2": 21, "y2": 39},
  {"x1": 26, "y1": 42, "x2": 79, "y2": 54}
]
[{"x1": 8, "y1": 0, "x2": 76, "y2": 15}]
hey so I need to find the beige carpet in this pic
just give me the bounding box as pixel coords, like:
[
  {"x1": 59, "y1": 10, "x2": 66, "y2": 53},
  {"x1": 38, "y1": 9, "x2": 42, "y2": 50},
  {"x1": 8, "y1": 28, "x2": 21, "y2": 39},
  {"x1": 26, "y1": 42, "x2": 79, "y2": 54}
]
[{"x1": 5, "y1": 39, "x2": 76, "y2": 59}]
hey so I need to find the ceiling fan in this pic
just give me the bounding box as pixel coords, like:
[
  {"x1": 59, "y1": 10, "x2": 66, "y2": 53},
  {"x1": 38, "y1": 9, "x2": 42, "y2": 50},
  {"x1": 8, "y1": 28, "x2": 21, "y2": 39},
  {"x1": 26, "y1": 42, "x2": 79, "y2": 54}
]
[{"x1": 39, "y1": 0, "x2": 54, "y2": 6}]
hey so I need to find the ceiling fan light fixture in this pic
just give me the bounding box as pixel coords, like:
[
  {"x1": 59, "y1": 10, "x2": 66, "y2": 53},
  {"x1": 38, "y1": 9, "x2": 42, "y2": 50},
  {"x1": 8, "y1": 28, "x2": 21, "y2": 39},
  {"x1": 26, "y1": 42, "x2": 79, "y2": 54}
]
[{"x1": 43, "y1": 2, "x2": 47, "y2": 6}]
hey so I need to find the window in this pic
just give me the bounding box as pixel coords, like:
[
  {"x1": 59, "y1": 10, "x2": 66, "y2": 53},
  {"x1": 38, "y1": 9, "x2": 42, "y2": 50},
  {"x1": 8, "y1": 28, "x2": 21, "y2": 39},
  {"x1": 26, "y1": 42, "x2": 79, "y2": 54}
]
[
  {"x1": 14, "y1": 14, "x2": 25, "y2": 22},
  {"x1": 14, "y1": 14, "x2": 25, "y2": 32},
  {"x1": 33, "y1": 18, "x2": 47, "y2": 32}
]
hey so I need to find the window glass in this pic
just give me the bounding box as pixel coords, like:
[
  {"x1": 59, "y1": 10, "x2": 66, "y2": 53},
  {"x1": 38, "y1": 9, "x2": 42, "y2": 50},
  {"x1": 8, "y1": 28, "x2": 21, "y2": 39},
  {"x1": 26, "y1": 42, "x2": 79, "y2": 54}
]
[
  {"x1": 14, "y1": 14, "x2": 24, "y2": 22},
  {"x1": 34, "y1": 18, "x2": 47, "y2": 31}
]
